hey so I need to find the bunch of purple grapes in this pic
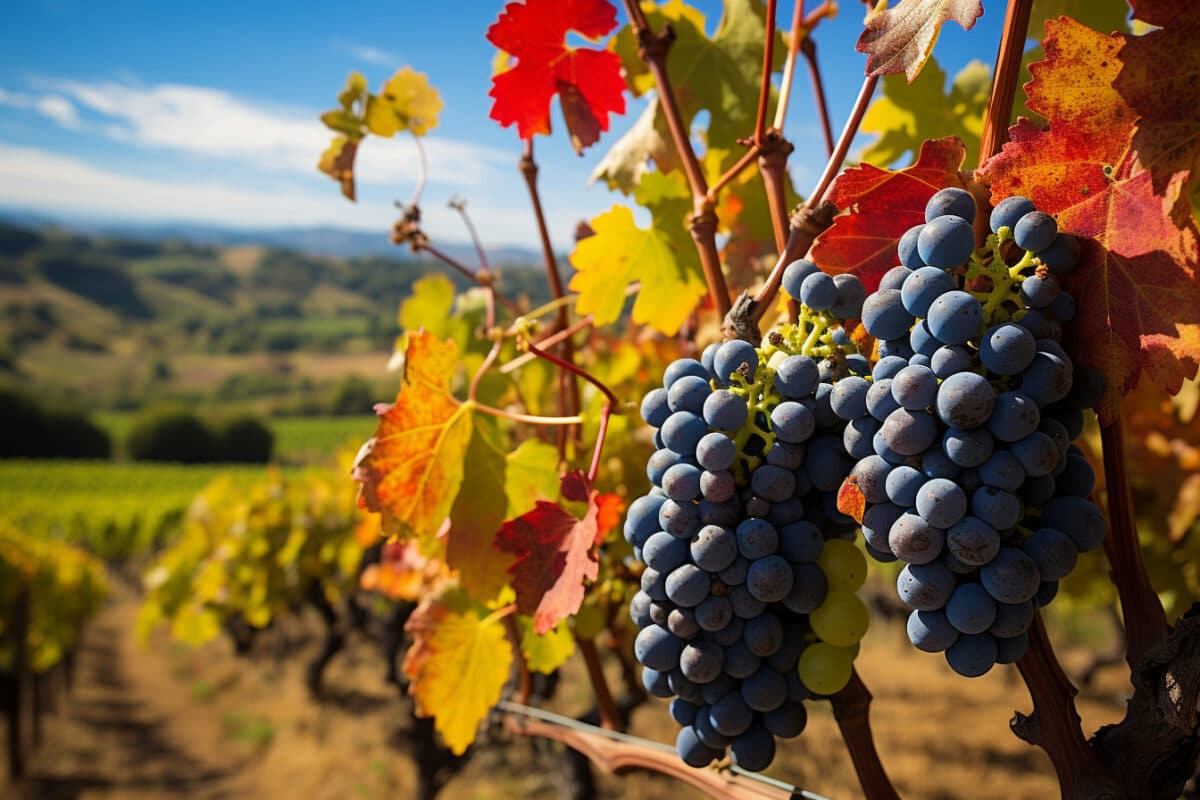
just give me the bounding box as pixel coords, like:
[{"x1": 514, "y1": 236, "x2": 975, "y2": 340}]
[
  {"x1": 841, "y1": 187, "x2": 1105, "y2": 676},
  {"x1": 625, "y1": 280, "x2": 870, "y2": 771}
]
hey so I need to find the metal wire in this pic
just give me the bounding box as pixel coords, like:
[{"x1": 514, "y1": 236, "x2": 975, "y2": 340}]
[{"x1": 498, "y1": 700, "x2": 833, "y2": 800}]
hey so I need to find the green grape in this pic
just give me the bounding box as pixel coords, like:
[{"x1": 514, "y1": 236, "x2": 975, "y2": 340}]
[
  {"x1": 798, "y1": 642, "x2": 854, "y2": 695},
  {"x1": 809, "y1": 590, "x2": 870, "y2": 647},
  {"x1": 816, "y1": 539, "x2": 868, "y2": 592}
]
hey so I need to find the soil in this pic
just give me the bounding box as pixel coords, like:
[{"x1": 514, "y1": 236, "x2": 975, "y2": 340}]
[{"x1": 1, "y1": 581, "x2": 1135, "y2": 800}]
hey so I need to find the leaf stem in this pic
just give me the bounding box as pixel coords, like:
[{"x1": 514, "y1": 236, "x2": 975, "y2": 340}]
[
  {"x1": 806, "y1": 74, "x2": 878, "y2": 209},
  {"x1": 978, "y1": 0, "x2": 1034, "y2": 168},
  {"x1": 1100, "y1": 418, "x2": 1168, "y2": 664},
  {"x1": 755, "y1": 0, "x2": 779, "y2": 145},
  {"x1": 409, "y1": 132, "x2": 428, "y2": 207},
  {"x1": 526, "y1": 342, "x2": 617, "y2": 486},
  {"x1": 416, "y1": 240, "x2": 523, "y2": 316},
  {"x1": 480, "y1": 602, "x2": 518, "y2": 628},
  {"x1": 471, "y1": 403, "x2": 584, "y2": 426}
]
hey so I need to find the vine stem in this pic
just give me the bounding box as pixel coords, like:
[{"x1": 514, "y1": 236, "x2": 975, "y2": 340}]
[
  {"x1": 754, "y1": 0, "x2": 779, "y2": 145},
  {"x1": 806, "y1": 74, "x2": 878, "y2": 209},
  {"x1": 576, "y1": 637, "x2": 623, "y2": 730},
  {"x1": 417, "y1": 241, "x2": 522, "y2": 315},
  {"x1": 830, "y1": 670, "x2": 900, "y2": 800},
  {"x1": 977, "y1": 0, "x2": 1034, "y2": 167},
  {"x1": 800, "y1": 38, "x2": 835, "y2": 156},
  {"x1": 500, "y1": 316, "x2": 596, "y2": 374},
  {"x1": 410, "y1": 132, "x2": 428, "y2": 207},
  {"x1": 620, "y1": 0, "x2": 732, "y2": 319},
  {"x1": 1012, "y1": 615, "x2": 1117, "y2": 797},
  {"x1": 501, "y1": 614, "x2": 532, "y2": 705},
  {"x1": 744, "y1": 201, "x2": 838, "y2": 327},
  {"x1": 448, "y1": 196, "x2": 490, "y2": 273},
  {"x1": 1100, "y1": 417, "x2": 1168, "y2": 664},
  {"x1": 471, "y1": 404, "x2": 583, "y2": 426},
  {"x1": 526, "y1": 342, "x2": 616, "y2": 485},
  {"x1": 520, "y1": 139, "x2": 581, "y2": 455},
  {"x1": 772, "y1": 0, "x2": 805, "y2": 130}
]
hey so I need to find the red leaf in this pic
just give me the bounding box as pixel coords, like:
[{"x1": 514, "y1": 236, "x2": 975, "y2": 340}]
[
  {"x1": 495, "y1": 486, "x2": 610, "y2": 634},
  {"x1": 978, "y1": 18, "x2": 1200, "y2": 423},
  {"x1": 810, "y1": 137, "x2": 971, "y2": 291},
  {"x1": 486, "y1": 0, "x2": 626, "y2": 153}
]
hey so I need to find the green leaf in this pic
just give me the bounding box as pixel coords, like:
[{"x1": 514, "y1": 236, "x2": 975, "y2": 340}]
[
  {"x1": 399, "y1": 274, "x2": 463, "y2": 341},
  {"x1": 320, "y1": 109, "x2": 364, "y2": 138},
  {"x1": 505, "y1": 439, "x2": 561, "y2": 519},
  {"x1": 446, "y1": 416, "x2": 511, "y2": 602},
  {"x1": 612, "y1": 0, "x2": 781, "y2": 151},
  {"x1": 519, "y1": 616, "x2": 576, "y2": 673},
  {"x1": 860, "y1": 57, "x2": 989, "y2": 169}
]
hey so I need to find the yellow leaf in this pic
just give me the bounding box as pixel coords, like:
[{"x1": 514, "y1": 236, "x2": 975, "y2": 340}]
[
  {"x1": 365, "y1": 95, "x2": 401, "y2": 137},
  {"x1": 568, "y1": 204, "x2": 707, "y2": 335},
  {"x1": 519, "y1": 616, "x2": 575, "y2": 674},
  {"x1": 381, "y1": 66, "x2": 443, "y2": 136},
  {"x1": 403, "y1": 595, "x2": 513, "y2": 755}
]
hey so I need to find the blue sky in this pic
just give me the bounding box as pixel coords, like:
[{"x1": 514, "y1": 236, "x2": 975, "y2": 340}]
[{"x1": 0, "y1": 0, "x2": 1004, "y2": 249}]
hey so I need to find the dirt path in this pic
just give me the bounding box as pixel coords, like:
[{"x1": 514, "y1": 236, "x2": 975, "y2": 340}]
[{"x1": 9, "y1": 583, "x2": 253, "y2": 800}]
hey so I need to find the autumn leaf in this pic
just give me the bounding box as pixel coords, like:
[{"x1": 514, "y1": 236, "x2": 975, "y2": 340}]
[
  {"x1": 359, "y1": 332, "x2": 473, "y2": 542},
  {"x1": 837, "y1": 476, "x2": 867, "y2": 524},
  {"x1": 568, "y1": 181, "x2": 708, "y2": 335},
  {"x1": 978, "y1": 17, "x2": 1200, "y2": 423},
  {"x1": 519, "y1": 617, "x2": 576, "y2": 673},
  {"x1": 494, "y1": 475, "x2": 618, "y2": 634},
  {"x1": 317, "y1": 136, "x2": 359, "y2": 201},
  {"x1": 810, "y1": 137, "x2": 971, "y2": 291},
  {"x1": 403, "y1": 591, "x2": 513, "y2": 755},
  {"x1": 486, "y1": 0, "x2": 626, "y2": 153},
  {"x1": 857, "y1": 0, "x2": 984, "y2": 82},
  {"x1": 1113, "y1": 2, "x2": 1200, "y2": 193},
  {"x1": 861, "y1": 57, "x2": 989, "y2": 169}
]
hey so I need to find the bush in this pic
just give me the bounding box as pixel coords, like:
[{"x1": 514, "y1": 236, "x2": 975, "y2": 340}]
[
  {"x1": 0, "y1": 388, "x2": 52, "y2": 457},
  {"x1": 44, "y1": 410, "x2": 112, "y2": 458},
  {"x1": 218, "y1": 416, "x2": 274, "y2": 463},
  {"x1": 127, "y1": 410, "x2": 219, "y2": 463}
]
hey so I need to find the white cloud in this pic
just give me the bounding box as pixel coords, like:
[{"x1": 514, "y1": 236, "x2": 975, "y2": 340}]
[
  {"x1": 19, "y1": 78, "x2": 508, "y2": 188},
  {"x1": 333, "y1": 39, "x2": 403, "y2": 67},
  {"x1": 0, "y1": 88, "x2": 80, "y2": 128},
  {"x1": 0, "y1": 142, "x2": 592, "y2": 249}
]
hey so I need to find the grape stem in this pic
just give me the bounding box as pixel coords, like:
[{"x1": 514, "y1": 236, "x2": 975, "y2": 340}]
[{"x1": 577, "y1": 636, "x2": 623, "y2": 730}]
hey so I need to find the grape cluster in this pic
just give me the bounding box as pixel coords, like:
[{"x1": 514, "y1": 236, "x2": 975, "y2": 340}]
[
  {"x1": 626, "y1": 275, "x2": 872, "y2": 772},
  {"x1": 844, "y1": 188, "x2": 1105, "y2": 676}
]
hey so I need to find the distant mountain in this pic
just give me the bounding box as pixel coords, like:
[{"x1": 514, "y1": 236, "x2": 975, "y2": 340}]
[{"x1": 0, "y1": 211, "x2": 546, "y2": 265}]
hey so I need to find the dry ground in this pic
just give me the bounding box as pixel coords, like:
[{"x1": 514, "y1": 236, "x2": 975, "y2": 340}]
[{"x1": 2, "y1": 583, "x2": 1135, "y2": 800}]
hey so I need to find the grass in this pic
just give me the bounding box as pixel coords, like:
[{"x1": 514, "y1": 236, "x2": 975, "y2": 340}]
[{"x1": 0, "y1": 460, "x2": 297, "y2": 558}]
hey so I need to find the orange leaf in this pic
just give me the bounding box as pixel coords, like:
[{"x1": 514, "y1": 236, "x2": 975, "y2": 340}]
[
  {"x1": 495, "y1": 475, "x2": 609, "y2": 635},
  {"x1": 837, "y1": 476, "x2": 867, "y2": 524},
  {"x1": 361, "y1": 332, "x2": 473, "y2": 541},
  {"x1": 978, "y1": 18, "x2": 1200, "y2": 424},
  {"x1": 811, "y1": 137, "x2": 971, "y2": 291}
]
